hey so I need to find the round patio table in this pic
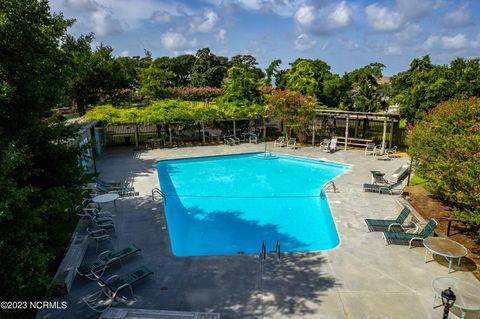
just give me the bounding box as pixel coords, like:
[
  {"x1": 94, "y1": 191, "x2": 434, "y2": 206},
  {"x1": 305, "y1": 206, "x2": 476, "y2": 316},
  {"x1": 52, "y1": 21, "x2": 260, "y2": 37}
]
[
  {"x1": 92, "y1": 193, "x2": 120, "y2": 212},
  {"x1": 432, "y1": 277, "x2": 480, "y2": 319},
  {"x1": 424, "y1": 237, "x2": 468, "y2": 273}
]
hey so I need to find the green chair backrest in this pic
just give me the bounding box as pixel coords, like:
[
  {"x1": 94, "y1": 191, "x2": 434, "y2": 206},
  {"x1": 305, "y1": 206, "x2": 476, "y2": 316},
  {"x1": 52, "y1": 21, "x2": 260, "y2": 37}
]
[
  {"x1": 395, "y1": 207, "x2": 411, "y2": 224},
  {"x1": 366, "y1": 143, "x2": 376, "y2": 150},
  {"x1": 419, "y1": 219, "x2": 437, "y2": 238}
]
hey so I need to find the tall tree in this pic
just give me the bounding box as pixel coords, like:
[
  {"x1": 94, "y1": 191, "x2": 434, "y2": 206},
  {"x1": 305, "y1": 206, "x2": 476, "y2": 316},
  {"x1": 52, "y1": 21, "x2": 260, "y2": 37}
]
[
  {"x1": 0, "y1": 0, "x2": 84, "y2": 302},
  {"x1": 190, "y1": 48, "x2": 228, "y2": 87},
  {"x1": 218, "y1": 67, "x2": 264, "y2": 118},
  {"x1": 138, "y1": 59, "x2": 175, "y2": 100},
  {"x1": 63, "y1": 37, "x2": 136, "y2": 114},
  {"x1": 345, "y1": 62, "x2": 387, "y2": 112},
  {"x1": 229, "y1": 54, "x2": 264, "y2": 80},
  {"x1": 265, "y1": 59, "x2": 282, "y2": 86},
  {"x1": 285, "y1": 59, "x2": 332, "y2": 105}
]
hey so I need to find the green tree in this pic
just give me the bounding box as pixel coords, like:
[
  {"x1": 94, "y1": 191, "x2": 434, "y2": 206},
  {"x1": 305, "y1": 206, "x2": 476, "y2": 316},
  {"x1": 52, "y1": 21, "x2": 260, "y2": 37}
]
[
  {"x1": 190, "y1": 48, "x2": 228, "y2": 87},
  {"x1": 389, "y1": 55, "x2": 480, "y2": 123},
  {"x1": 285, "y1": 59, "x2": 332, "y2": 105},
  {"x1": 218, "y1": 67, "x2": 264, "y2": 120},
  {"x1": 63, "y1": 37, "x2": 137, "y2": 114},
  {"x1": 138, "y1": 60, "x2": 175, "y2": 100},
  {"x1": 0, "y1": 0, "x2": 85, "y2": 303},
  {"x1": 345, "y1": 62, "x2": 387, "y2": 112},
  {"x1": 265, "y1": 59, "x2": 282, "y2": 85},
  {"x1": 229, "y1": 54, "x2": 264, "y2": 80}
]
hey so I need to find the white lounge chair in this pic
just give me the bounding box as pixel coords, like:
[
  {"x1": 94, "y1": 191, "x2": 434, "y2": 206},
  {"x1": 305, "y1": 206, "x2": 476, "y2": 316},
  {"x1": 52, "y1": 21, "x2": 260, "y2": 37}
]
[
  {"x1": 319, "y1": 138, "x2": 330, "y2": 151},
  {"x1": 274, "y1": 136, "x2": 285, "y2": 147},
  {"x1": 287, "y1": 138, "x2": 297, "y2": 149},
  {"x1": 327, "y1": 138, "x2": 337, "y2": 153}
]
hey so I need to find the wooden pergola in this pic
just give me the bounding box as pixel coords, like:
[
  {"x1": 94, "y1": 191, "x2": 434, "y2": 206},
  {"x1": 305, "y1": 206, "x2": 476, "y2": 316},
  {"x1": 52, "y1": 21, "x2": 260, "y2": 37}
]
[{"x1": 312, "y1": 109, "x2": 401, "y2": 153}]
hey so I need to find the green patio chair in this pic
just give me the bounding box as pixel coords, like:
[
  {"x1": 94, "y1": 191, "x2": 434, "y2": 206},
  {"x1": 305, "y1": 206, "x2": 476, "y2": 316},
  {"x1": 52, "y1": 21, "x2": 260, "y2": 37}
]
[
  {"x1": 274, "y1": 136, "x2": 285, "y2": 147},
  {"x1": 95, "y1": 183, "x2": 135, "y2": 196},
  {"x1": 87, "y1": 228, "x2": 111, "y2": 252},
  {"x1": 77, "y1": 244, "x2": 142, "y2": 280},
  {"x1": 364, "y1": 207, "x2": 412, "y2": 232},
  {"x1": 287, "y1": 137, "x2": 297, "y2": 149},
  {"x1": 383, "y1": 219, "x2": 438, "y2": 248},
  {"x1": 94, "y1": 177, "x2": 130, "y2": 189},
  {"x1": 363, "y1": 181, "x2": 402, "y2": 194},
  {"x1": 365, "y1": 142, "x2": 377, "y2": 155}
]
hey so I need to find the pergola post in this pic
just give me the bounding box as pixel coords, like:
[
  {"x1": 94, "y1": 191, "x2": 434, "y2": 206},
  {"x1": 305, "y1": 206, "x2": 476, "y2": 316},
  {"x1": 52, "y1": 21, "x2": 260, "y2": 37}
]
[
  {"x1": 389, "y1": 118, "x2": 394, "y2": 148},
  {"x1": 201, "y1": 120, "x2": 205, "y2": 144},
  {"x1": 344, "y1": 114, "x2": 349, "y2": 150},
  {"x1": 263, "y1": 117, "x2": 266, "y2": 141},
  {"x1": 168, "y1": 124, "x2": 172, "y2": 145},
  {"x1": 381, "y1": 112, "x2": 387, "y2": 154},
  {"x1": 134, "y1": 125, "x2": 139, "y2": 149},
  {"x1": 312, "y1": 120, "x2": 315, "y2": 145},
  {"x1": 233, "y1": 119, "x2": 236, "y2": 137}
]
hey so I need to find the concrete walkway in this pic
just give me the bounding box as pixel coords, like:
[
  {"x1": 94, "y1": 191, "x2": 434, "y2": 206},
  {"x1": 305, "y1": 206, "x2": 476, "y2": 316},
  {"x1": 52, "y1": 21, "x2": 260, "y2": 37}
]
[{"x1": 39, "y1": 143, "x2": 479, "y2": 319}]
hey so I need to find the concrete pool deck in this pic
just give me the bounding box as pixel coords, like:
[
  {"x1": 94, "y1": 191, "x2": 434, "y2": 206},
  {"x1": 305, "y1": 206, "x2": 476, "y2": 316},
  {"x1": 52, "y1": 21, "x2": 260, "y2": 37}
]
[{"x1": 39, "y1": 143, "x2": 479, "y2": 319}]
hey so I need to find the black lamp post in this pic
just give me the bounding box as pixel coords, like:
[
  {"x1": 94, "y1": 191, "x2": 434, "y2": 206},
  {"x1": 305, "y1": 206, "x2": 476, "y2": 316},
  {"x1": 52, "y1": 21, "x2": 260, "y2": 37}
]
[{"x1": 441, "y1": 287, "x2": 456, "y2": 319}]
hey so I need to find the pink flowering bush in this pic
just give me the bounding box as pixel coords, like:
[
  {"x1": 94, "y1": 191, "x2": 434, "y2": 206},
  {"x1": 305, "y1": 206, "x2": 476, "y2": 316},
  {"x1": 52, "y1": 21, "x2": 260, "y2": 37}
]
[
  {"x1": 408, "y1": 97, "x2": 480, "y2": 236},
  {"x1": 175, "y1": 87, "x2": 222, "y2": 101}
]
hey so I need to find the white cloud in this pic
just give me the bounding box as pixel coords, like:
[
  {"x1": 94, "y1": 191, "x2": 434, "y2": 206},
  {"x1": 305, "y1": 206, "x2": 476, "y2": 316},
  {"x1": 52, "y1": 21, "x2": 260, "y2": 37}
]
[
  {"x1": 217, "y1": 28, "x2": 227, "y2": 42},
  {"x1": 214, "y1": 0, "x2": 304, "y2": 17},
  {"x1": 236, "y1": 0, "x2": 262, "y2": 11},
  {"x1": 151, "y1": 10, "x2": 172, "y2": 24},
  {"x1": 91, "y1": 9, "x2": 123, "y2": 36},
  {"x1": 338, "y1": 38, "x2": 359, "y2": 50},
  {"x1": 120, "y1": 50, "x2": 129, "y2": 57},
  {"x1": 442, "y1": 4, "x2": 471, "y2": 27},
  {"x1": 161, "y1": 31, "x2": 197, "y2": 51},
  {"x1": 327, "y1": 1, "x2": 352, "y2": 29},
  {"x1": 294, "y1": 33, "x2": 316, "y2": 51},
  {"x1": 423, "y1": 35, "x2": 439, "y2": 49},
  {"x1": 365, "y1": 0, "x2": 436, "y2": 32},
  {"x1": 441, "y1": 33, "x2": 469, "y2": 49},
  {"x1": 365, "y1": 4, "x2": 403, "y2": 32},
  {"x1": 295, "y1": 4, "x2": 316, "y2": 29},
  {"x1": 190, "y1": 10, "x2": 219, "y2": 33},
  {"x1": 384, "y1": 45, "x2": 402, "y2": 55},
  {"x1": 295, "y1": 1, "x2": 353, "y2": 33},
  {"x1": 396, "y1": 0, "x2": 435, "y2": 20},
  {"x1": 64, "y1": 0, "x2": 98, "y2": 11}
]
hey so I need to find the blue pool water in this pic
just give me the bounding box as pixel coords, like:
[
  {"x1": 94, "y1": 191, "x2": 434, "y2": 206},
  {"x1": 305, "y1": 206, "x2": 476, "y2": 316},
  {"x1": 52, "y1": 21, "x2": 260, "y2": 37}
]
[{"x1": 156, "y1": 153, "x2": 349, "y2": 256}]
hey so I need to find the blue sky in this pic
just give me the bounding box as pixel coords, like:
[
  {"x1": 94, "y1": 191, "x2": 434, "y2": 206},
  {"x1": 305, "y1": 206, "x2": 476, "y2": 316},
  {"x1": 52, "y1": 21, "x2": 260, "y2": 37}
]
[{"x1": 49, "y1": 0, "x2": 480, "y2": 75}]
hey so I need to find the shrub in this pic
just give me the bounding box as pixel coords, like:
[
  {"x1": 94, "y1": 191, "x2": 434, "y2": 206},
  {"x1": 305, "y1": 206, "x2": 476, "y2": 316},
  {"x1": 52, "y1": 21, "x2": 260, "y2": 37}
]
[{"x1": 407, "y1": 97, "x2": 480, "y2": 236}]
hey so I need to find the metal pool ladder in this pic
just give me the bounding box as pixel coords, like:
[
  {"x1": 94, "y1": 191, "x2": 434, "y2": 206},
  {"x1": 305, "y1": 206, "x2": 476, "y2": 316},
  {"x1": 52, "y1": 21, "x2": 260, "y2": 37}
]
[
  {"x1": 259, "y1": 240, "x2": 281, "y2": 260},
  {"x1": 320, "y1": 181, "x2": 338, "y2": 198},
  {"x1": 152, "y1": 187, "x2": 167, "y2": 205}
]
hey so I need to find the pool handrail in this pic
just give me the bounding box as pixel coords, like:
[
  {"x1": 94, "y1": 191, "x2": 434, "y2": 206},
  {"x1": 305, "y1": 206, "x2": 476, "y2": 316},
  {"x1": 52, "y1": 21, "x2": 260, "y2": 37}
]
[{"x1": 152, "y1": 188, "x2": 167, "y2": 205}]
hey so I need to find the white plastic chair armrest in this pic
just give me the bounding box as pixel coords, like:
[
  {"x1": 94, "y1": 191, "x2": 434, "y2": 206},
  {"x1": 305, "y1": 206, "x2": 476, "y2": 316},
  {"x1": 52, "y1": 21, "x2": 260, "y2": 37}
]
[
  {"x1": 98, "y1": 250, "x2": 111, "y2": 259},
  {"x1": 387, "y1": 223, "x2": 401, "y2": 231},
  {"x1": 408, "y1": 237, "x2": 423, "y2": 248},
  {"x1": 105, "y1": 274, "x2": 120, "y2": 283},
  {"x1": 91, "y1": 229, "x2": 108, "y2": 235}
]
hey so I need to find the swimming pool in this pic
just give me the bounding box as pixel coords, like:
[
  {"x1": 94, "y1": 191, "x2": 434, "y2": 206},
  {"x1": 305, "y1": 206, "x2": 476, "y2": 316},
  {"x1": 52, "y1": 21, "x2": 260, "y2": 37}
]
[{"x1": 156, "y1": 153, "x2": 349, "y2": 256}]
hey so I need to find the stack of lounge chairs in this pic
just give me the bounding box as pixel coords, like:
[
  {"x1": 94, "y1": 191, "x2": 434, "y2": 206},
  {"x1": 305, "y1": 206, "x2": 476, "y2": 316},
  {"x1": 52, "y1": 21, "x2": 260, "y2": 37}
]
[
  {"x1": 77, "y1": 245, "x2": 142, "y2": 280},
  {"x1": 93, "y1": 177, "x2": 135, "y2": 197},
  {"x1": 365, "y1": 207, "x2": 438, "y2": 248},
  {"x1": 82, "y1": 265, "x2": 154, "y2": 313},
  {"x1": 363, "y1": 164, "x2": 410, "y2": 194}
]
